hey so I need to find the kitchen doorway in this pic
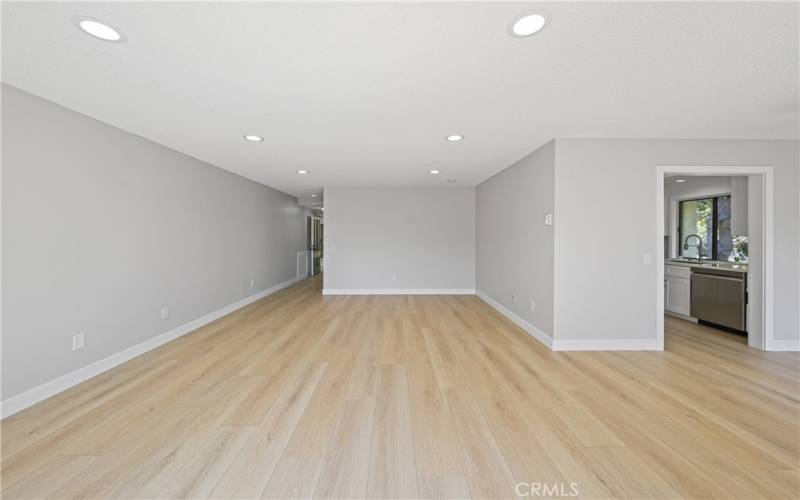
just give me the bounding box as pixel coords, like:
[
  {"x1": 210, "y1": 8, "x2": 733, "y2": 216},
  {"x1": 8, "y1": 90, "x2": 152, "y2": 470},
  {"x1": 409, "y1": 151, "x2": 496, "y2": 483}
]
[{"x1": 655, "y1": 165, "x2": 774, "y2": 350}]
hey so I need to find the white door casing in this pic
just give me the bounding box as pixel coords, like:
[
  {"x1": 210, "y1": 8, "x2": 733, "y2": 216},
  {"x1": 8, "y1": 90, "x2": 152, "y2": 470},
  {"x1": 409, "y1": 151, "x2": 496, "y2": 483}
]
[{"x1": 656, "y1": 165, "x2": 773, "y2": 351}]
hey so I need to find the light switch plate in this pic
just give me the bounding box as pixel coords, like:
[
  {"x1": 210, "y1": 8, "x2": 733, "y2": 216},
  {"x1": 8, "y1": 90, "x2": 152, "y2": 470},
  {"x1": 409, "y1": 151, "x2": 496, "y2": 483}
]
[{"x1": 72, "y1": 333, "x2": 85, "y2": 351}]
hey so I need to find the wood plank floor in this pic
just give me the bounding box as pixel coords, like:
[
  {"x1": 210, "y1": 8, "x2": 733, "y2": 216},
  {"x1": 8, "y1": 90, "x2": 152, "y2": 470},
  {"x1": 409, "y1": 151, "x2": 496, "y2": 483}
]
[{"x1": 2, "y1": 275, "x2": 798, "y2": 499}]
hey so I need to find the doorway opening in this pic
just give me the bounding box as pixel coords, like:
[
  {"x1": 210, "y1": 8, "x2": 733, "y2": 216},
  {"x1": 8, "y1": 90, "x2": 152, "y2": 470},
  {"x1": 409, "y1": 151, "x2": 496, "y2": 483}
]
[
  {"x1": 307, "y1": 214, "x2": 323, "y2": 276},
  {"x1": 656, "y1": 165, "x2": 774, "y2": 351}
]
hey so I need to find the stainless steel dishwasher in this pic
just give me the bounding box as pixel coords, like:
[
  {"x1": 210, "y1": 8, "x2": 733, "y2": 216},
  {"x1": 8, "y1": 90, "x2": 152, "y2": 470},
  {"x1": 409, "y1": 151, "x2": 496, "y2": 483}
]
[{"x1": 690, "y1": 267, "x2": 747, "y2": 331}]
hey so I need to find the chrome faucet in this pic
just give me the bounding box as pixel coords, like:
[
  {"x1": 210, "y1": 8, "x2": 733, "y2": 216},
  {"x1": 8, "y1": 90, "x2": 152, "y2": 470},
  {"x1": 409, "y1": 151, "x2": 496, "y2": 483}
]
[{"x1": 683, "y1": 234, "x2": 704, "y2": 260}]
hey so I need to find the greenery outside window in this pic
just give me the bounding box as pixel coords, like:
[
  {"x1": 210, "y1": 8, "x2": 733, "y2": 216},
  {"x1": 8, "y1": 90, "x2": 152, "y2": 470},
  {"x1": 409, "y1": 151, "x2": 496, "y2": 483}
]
[{"x1": 678, "y1": 195, "x2": 747, "y2": 262}]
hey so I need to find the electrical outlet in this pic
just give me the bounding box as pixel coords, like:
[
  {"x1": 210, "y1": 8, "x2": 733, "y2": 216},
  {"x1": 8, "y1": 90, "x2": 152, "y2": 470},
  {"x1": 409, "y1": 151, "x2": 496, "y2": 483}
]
[
  {"x1": 530, "y1": 299, "x2": 536, "y2": 312},
  {"x1": 160, "y1": 307, "x2": 169, "y2": 320},
  {"x1": 544, "y1": 213, "x2": 553, "y2": 226},
  {"x1": 250, "y1": 279, "x2": 255, "y2": 288},
  {"x1": 72, "y1": 333, "x2": 85, "y2": 351},
  {"x1": 512, "y1": 293, "x2": 517, "y2": 304}
]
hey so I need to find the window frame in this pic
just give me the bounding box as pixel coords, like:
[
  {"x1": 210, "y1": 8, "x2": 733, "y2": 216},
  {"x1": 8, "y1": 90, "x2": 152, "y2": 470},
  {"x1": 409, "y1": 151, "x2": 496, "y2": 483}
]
[{"x1": 677, "y1": 194, "x2": 731, "y2": 261}]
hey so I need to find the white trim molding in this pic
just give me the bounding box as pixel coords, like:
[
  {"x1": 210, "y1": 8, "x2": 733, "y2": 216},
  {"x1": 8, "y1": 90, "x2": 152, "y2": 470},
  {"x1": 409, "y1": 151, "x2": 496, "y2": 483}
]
[
  {"x1": 476, "y1": 290, "x2": 553, "y2": 349},
  {"x1": 664, "y1": 310, "x2": 698, "y2": 323},
  {"x1": 477, "y1": 290, "x2": 658, "y2": 351},
  {"x1": 767, "y1": 339, "x2": 800, "y2": 352},
  {"x1": 552, "y1": 338, "x2": 660, "y2": 351},
  {"x1": 1, "y1": 275, "x2": 304, "y2": 419},
  {"x1": 323, "y1": 288, "x2": 475, "y2": 295}
]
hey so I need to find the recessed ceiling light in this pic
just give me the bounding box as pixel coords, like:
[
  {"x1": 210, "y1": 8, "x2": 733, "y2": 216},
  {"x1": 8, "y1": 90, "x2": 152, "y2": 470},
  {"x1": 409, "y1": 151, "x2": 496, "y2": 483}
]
[
  {"x1": 447, "y1": 178, "x2": 457, "y2": 183},
  {"x1": 430, "y1": 169, "x2": 440, "y2": 175},
  {"x1": 297, "y1": 170, "x2": 309, "y2": 175},
  {"x1": 243, "y1": 135, "x2": 263, "y2": 142},
  {"x1": 509, "y1": 11, "x2": 550, "y2": 38},
  {"x1": 675, "y1": 178, "x2": 687, "y2": 183},
  {"x1": 311, "y1": 194, "x2": 317, "y2": 197},
  {"x1": 71, "y1": 16, "x2": 126, "y2": 42},
  {"x1": 446, "y1": 135, "x2": 464, "y2": 142}
]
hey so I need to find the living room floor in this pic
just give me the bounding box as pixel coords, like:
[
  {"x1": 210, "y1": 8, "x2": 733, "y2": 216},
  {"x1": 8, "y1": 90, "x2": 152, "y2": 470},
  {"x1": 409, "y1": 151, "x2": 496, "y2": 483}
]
[{"x1": 2, "y1": 276, "x2": 798, "y2": 499}]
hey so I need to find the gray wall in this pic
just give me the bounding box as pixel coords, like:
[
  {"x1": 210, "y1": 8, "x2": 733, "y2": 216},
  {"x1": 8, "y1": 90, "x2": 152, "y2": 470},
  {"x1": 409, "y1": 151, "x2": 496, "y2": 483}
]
[
  {"x1": 476, "y1": 140, "x2": 555, "y2": 337},
  {"x1": 323, "y1": 187, "x2": 475, "y2": 292},
  {"x1": 2, "y1": 85, "x2": 307, "y2": 399},
  {"x1": 555, "y1": 139, "x2": 799, "y2": 342}
]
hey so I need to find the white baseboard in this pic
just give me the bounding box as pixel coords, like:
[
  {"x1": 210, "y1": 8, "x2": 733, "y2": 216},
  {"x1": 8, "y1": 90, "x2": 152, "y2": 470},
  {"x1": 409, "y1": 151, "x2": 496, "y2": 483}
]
[
  {"x1": 664, "y1": 311, "x2": 698, "y2": 323},
  {"x1": 476, "y1": 290, "x2": 553, "y2": 349},
  {"x1": 552, "y1": 338, "x2": 660, "y2": 351},
  {"x1": 766, "y1": 339, "x2": 800, "y2": 351},
  {"x1": 475, "y1": 291, "x2": 659, "y2": 351},
  {"x1": 322, "y1": 288, "x2": 475, "y2": 295},
  {"x1": 1, "y1": 275, "x2": 304, "y2": 419}
]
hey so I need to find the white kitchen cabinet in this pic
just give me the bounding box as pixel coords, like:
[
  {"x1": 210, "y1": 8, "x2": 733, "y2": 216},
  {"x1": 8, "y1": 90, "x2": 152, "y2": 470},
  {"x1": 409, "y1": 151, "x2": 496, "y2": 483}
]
[
  {"x1": 665, "y1": 276, "x2": 691, "y2": 316},
  {"x1": 665, "y1": 264, "x2": 692, "y2": 317}
]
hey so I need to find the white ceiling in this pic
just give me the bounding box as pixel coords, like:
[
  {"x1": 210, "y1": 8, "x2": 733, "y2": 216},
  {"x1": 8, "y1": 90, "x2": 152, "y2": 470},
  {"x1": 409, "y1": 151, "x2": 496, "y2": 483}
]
[{"x1": 3, "y1": 2, "x2": 797, "y2": 198}]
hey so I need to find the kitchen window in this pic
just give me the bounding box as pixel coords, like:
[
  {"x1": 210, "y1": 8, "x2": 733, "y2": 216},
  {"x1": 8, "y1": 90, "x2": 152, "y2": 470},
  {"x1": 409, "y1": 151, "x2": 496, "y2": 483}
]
[{"x1": 678, "y1": 195, "x2": 748, "y2": 262}]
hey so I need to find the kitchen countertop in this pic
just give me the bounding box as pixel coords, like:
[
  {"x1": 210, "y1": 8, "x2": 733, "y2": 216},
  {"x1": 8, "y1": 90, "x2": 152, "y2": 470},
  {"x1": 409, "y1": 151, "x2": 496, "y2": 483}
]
[{"x1": 666, "y1": 259, "x2": 748, "y2": 274}]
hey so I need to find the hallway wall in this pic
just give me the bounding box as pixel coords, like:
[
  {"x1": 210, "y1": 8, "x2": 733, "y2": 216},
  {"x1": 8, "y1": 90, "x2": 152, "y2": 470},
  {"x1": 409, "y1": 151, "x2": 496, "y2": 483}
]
[{"x1": 2, "y1": 85, "x2": 308, "y2": 403}]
